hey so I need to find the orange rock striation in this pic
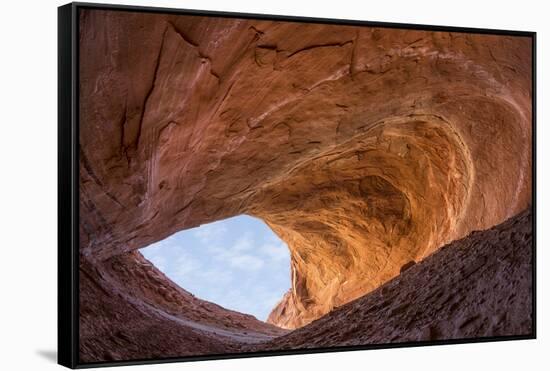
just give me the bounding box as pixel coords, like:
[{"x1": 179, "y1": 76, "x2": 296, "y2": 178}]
[{"x1": 255, "y1": 208, "x2": 533, "y2": 350}]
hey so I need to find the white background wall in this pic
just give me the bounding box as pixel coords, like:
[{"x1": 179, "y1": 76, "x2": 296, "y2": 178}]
[{"x1": 0, "y1": 0, "x2": 547, "y2": 369}]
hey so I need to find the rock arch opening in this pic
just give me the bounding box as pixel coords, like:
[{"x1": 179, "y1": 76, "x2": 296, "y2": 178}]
[
  {"x1": 139, "y1": 215, "x2": 291, "y2": 322},
  {"x1": 136, "y1": 116, "x2": 481, "y2": 330}
]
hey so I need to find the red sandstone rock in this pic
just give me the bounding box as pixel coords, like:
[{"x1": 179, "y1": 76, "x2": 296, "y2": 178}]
[{"x1": 78, "y1": 8, "x2": 533, "y2": 361}]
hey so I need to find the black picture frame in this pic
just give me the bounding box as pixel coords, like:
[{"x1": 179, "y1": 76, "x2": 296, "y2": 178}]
[{"x1": 58, "y1": 2, "x2": 537, "y2": 369}]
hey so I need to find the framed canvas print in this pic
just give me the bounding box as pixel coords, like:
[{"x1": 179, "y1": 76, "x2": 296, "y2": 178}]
[{"x1": 58, "y1": 2, "x2": 536, "y2": 368}]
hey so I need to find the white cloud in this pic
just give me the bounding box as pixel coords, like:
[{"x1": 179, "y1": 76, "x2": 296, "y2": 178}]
[
  {"x1": 173, "y1": 255, "x2": 202, "y2": 277},
  {"x1": 210, "y1": 231, "x2": 263, "y2": 272},
  {"x1": 199, "y1": 268, "x2": 233, "y2": 283},
  {"x1": 221, "y1": 290, "x2": 250, "y2": 313},
  {"x1": 148, "y1": 255, "x2": 168, "y2": 272},
  {"x1": 260, "y1": 241, "x2": 290, "y2": 262},
  {"x1": 229, "y1": 254, "x2": 265, "y2": 271},
  {"x1": 256, "y1": 294, "x2": 285, "y2": 318},
  {"x1": 265, "y1": 293, "x2": 285, "y2": 308},
  {"x1": 193, "y1": 221, "x2": 228, "y2": 243},
  {"x1": 264, "y1": 233, "x2": 283, "y2": 244},
  {"x1": 232, "y1": 233, "x2": 254, "y2": 252}
]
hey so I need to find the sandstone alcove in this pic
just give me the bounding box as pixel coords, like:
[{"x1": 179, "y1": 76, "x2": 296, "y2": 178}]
[
  {"x1": 78, "y1": 9, "x2": 532, "y2": 362},
  {"x1": 139, "y1": 215, "x2": 291, "y2": 321}
]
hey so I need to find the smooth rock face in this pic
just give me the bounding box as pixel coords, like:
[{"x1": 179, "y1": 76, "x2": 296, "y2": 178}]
[{"x1": 78, "y1": 7, "x2": 532, "y2": 358}]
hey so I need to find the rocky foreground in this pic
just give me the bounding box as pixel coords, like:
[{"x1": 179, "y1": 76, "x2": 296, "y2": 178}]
[
  {"x1": 80, "y1": 208, "x2": 532, "y2": 362},
  {"x1": 80, "y1": 251, "x2": 287, "y2": 362}
]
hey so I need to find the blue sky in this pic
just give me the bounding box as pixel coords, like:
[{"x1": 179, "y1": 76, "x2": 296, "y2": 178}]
[{"x1": 140, "y1": 215, "x2": 290, "y2": 321}]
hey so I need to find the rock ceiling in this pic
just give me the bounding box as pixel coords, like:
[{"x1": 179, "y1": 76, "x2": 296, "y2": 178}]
[{"x1": 79, "y1": 9, "x2": 532, "y2": 332}]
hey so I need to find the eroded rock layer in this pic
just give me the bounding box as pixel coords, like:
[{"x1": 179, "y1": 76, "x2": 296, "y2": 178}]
[
  {"x1": 79, "y1": 207, "x2": 532, "y2": 361},
  {"x1": 255, "y1": 208, "x2": 533, "y2": 350},
  {"x1": 79, "y1": 7, "x2": 532, "y2": 349}
]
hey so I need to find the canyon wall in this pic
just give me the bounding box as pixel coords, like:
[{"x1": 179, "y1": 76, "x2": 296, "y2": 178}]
[{"x1": 79, "y1": 7, "x2": 532, "y2": 335}]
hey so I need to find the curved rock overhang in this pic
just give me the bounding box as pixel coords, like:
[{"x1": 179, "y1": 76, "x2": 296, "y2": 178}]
[{"x1": 79, "y1": 9, "x2": 532, "y2": 331}]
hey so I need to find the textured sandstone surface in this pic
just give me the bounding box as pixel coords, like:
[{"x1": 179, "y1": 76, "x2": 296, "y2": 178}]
[
  {"x1": 79, "y1": 207, "x2": 532, "y2": 362},
  {"x1": 78, "y1": 8, "x2": 532, "y2": 360},
  {"x1": 254, "y1": 209, "x2": 533, "y2": 350}
]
